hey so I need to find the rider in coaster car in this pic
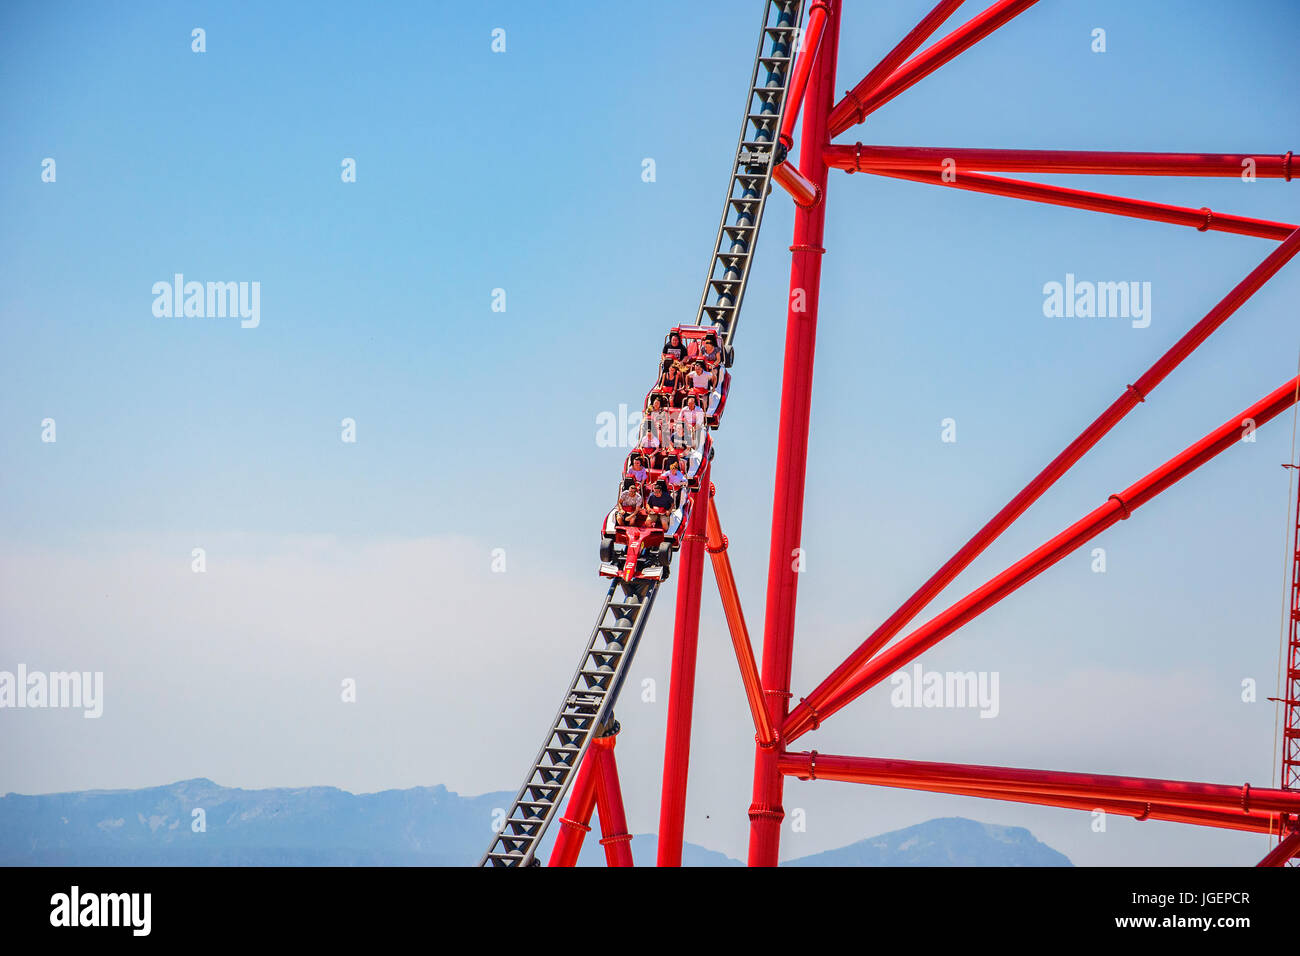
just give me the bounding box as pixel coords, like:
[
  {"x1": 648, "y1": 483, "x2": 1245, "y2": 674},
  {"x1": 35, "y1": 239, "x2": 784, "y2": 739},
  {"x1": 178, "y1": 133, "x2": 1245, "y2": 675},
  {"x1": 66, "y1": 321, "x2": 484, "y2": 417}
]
[
  {"x1": 645, "y1": 480, "x2": 675, "y2": 530},
  {"x1": 647, "y1": 395, "x2": 672, "y2": 446},
  {"x1": 617, "y1": 479, "x2": 644, "y2": 527},
  {"x1": 625, "y1": 454, "x2": 648, "y2": 483},
  {"x1": 694, "y1": 335, "x2": 722, "y2": 366},
  {"x1": 659, "y1": 357, "x2": 681, "y2": 392},
  {"x1": 686, "y1": 360, "x2": 715, "y2": 393},
  {"x1": 638, "y1": 421, "x2": 661, "y2": 455},
  {"x1": 663, "y1": 333, "x2": 690, "y2": 390},
  {"x1": 664, "y1": 458, "x2": 687, "y2": 495},
  {"x1": 680, "y1": 394, "x2": 705, "y2": 446}
]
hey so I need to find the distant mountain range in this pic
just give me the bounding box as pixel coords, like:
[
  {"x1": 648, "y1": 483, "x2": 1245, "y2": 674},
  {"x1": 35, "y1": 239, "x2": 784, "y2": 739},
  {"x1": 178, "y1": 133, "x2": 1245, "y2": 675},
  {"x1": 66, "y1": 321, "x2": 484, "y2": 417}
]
[
  {"x1": 784, "y1": 817, "x2": 1071, "y2": 867},
  {"x1": 0, "y1": 778, "x2": 1070, "y2": 866}
]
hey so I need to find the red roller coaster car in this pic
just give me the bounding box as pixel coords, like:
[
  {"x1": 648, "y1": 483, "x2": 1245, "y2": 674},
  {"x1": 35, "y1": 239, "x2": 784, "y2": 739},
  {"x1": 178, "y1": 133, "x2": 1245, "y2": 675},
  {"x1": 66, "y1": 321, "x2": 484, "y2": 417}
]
[{"x1": 599, "y1": 326, "x2": 730, "y2": 580}]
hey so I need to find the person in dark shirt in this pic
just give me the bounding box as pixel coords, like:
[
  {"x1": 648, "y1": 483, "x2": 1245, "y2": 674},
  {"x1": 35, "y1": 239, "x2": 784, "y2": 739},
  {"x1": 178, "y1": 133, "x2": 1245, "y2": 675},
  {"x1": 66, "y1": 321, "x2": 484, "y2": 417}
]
[
  {"x1": 645, "y1": 481, "x2": 675, "y2": 529},
  {"x1": 663, "y1": 333, "x2": 686, "y2": 363},
  {"x1": 661, "y1": 333, "x2": 688, "y2": 391}
]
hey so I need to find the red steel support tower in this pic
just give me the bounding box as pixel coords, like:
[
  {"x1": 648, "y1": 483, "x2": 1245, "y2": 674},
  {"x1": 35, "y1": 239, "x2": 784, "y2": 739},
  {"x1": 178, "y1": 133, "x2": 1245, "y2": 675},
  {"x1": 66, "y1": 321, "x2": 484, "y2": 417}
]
[
  {"x1": 1277, "y1": 463, "x2": 1300, "y2": 857},
  {"x1": 740, "y1": 0, "x2": 1299, "y2": 867},
  {"x1": 488, "y1": 0, "x2": 1300, "y2": 869}
]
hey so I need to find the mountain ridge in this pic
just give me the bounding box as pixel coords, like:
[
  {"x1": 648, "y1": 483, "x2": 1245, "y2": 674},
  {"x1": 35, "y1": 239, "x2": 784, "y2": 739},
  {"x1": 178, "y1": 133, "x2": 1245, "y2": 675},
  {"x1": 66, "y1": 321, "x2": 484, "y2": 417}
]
[{"x1": 0, "y1": 778, "x2": 1071, "y2": 866}]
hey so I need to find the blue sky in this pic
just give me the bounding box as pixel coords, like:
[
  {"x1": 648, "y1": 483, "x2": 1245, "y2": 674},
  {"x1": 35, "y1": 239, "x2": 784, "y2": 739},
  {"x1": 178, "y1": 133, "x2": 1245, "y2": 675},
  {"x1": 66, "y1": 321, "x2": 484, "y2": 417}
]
[{"x1": 2, "y1": 0, "x2": 1299, "y2": 866}]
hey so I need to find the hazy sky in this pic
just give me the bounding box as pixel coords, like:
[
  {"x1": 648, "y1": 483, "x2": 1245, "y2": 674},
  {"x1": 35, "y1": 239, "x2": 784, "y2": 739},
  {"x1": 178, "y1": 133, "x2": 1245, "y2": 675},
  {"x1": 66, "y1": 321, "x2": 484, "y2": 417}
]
[{"x1": 3, "y1": 0, "x2": 1299, "y2": 866}]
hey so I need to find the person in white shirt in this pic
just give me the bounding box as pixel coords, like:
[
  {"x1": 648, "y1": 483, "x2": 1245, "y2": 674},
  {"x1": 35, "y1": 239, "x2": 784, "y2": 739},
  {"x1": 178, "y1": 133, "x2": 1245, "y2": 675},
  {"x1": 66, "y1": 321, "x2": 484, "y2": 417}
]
[
  {"x1": 664, "y1": 459, "x2": 687, "y2": 496},
  {"x1": 647, "y1": 396, "x2": 672, "y2": 447},
  {"x1": 639, "y1": 420, "x2": 661, "y2": 454},
  {"x1": 687, "y1": 361, "x2": 714, "y2": 392},
  {"x1": 681, "y1": 395, "x2": 705, "y2": 447}
]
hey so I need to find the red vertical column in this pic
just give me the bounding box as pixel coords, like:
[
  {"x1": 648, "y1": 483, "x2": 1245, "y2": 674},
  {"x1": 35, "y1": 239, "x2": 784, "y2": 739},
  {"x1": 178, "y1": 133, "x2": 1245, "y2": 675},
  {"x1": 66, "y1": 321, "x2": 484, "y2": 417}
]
[
  {"x1": 592, "y1": 735, "x2": 635, "y2": 867},
  {"x1": 547, "y1": 747, "x2": 600, "y2": 866},
  {"x1": 656, "y1": 460, "x2": 712, "y2": 865},
  {"x1": 747, "y1": 0, "x2": 840, "y2": 867}
]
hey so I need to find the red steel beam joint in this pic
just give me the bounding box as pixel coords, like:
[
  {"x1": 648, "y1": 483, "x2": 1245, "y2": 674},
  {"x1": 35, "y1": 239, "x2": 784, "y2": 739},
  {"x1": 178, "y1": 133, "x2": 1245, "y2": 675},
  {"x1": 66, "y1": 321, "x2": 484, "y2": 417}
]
[{"x1": 771, "y1": 160, "x2": 821, "y2": 209}]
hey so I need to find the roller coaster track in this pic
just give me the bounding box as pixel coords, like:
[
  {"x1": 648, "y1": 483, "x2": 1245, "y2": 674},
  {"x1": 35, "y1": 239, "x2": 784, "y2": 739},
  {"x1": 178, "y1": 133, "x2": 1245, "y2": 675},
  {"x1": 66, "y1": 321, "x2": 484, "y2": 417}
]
[{"x1": 479, "y1": 0, "x2": 805, "y2": 867}]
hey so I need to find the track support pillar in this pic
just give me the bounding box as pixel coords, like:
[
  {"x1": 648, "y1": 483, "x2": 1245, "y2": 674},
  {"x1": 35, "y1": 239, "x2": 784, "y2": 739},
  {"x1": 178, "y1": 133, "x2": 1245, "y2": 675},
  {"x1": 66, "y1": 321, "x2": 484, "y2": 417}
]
[
  {"x1": 746, "y1": 0, "x2": 841, "y2": 867},
  {"x1": 656, "y1": 460, "x2": 712, "y2": 865}
]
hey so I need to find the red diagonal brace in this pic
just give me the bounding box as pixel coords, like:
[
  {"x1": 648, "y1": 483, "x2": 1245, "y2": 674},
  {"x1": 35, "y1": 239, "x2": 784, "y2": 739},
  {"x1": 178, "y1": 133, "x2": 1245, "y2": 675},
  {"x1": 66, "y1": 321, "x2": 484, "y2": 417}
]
[
  {"x1": 705, "y1": 489, "x2": 778, "y2": 749},
  {"x1": 788, "y1": 374, "x2": 1300, "y2": 738},
  {"x1": 860, "y1": 165, "x2": 1298, "y2": 240},
  {"x1": 828, "y1": 0, "x2": 1041, "y2": 132},
  {"x1": 1257, "y1": 830, "x2": 1300, "y2": 866},
  {"x1": 778, "y1": 0, "x2": 831, "y2": 149},
  {"x1": 771, "y1": 161, "x2": 821, "y2": 208},
  {"x1": 782, "y1": 227, "x2": 1300, "y2": 743},
  {"x1": 827, "y1": 0, "x2": 966, "y2": 136}
]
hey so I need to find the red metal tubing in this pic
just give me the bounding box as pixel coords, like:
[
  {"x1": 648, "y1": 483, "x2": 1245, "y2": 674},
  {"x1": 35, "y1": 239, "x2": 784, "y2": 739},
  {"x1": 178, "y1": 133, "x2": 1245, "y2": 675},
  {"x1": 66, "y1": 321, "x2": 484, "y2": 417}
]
[
  {"x1": 778, "y1": 0, "x2": 830, "y2": 149},
  {"x1": 826, "y1": 144, "x2": 1297, "y2": 179},
  {"x1": 943, "y1": 788, "x2": 1279, "y2": 835},
  {"x1": 655, "y1": 459, "x2": 711, "y2": 867},
  {"x1": 783, "y1": 226, "x2": 1300, "y2": 743},
  {"x1": 704, "y1": 492, "x2": 778, "y2": 748},
  {"x1": 747, "y1": 0, "x2": 840, "y2": 869},
  {"x1": 827, "y1": 0, "x2": 966, "y2": 137},
  {"x1": 1257, "y1": 830, "x2": 1300, "y2": 866},
  {"x1": 785, "y1": 772, "x2": 1278, "y2": 835},
  {"x1": 864, "y1": 166, "x2": 1298, "y2": 240},
  {"x1": 771, "y1": 159, "x2": 820, "y2": 208},
  {"x1": 778, "y1": 752, "x2": 1300, "y2": 816},
  {"x1": 591, "y1": 735, "x2": 634, "y2": 867},
  {"x1": 830, "y1": 0, "x2": 1041, "y2": 128},
  {"x1": 796, "y1": 375, "x2": 1300, "y2": 733},
  {"x1": 547, "y1": 748, "x2": 599, "y2": 867}
]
